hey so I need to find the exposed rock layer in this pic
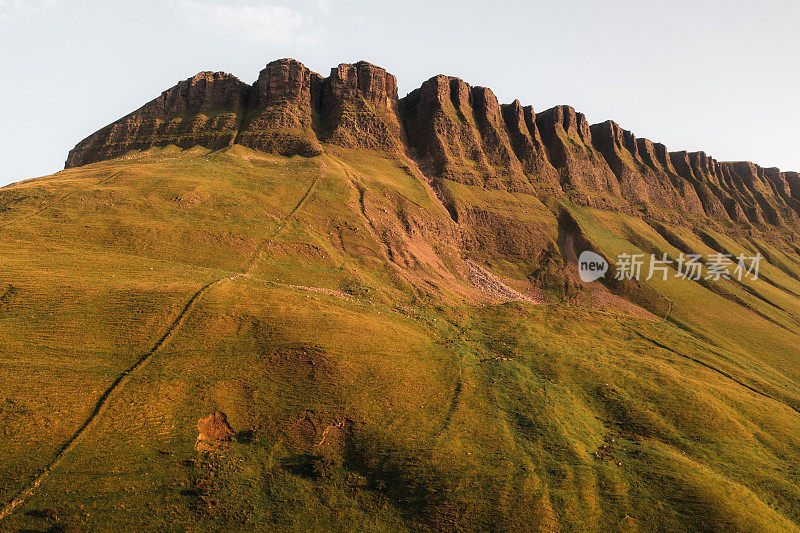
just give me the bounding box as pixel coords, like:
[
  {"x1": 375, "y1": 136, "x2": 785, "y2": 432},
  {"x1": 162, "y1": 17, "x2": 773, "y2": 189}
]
[
  {"x1": 66, "y1": 59, "x2": 401, "y2": 166},
  {"x1": 66, "y1": 71, "x2": 250, "y2": 168},
  {"x1": 195, "y1": 411, "x2": 234, "y2": 452},
  {"x1": 66, "y1": 58, "x2": 800, "y2": 233}
]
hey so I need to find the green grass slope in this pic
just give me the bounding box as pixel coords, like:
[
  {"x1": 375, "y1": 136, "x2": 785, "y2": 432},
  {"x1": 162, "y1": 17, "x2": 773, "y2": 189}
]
[{"x1": 1, "y1": 146, "x2": 800, "y2": 531}]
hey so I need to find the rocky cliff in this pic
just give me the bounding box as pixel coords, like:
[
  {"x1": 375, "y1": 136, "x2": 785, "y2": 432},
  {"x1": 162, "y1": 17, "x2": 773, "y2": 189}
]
[
  {"x1": 65, "y1": 71, "x2": 250, "y2": 168},
  {"x1": 65, "y1": 58, "x2": 800, "y2": 235},
  {"x1": 66, "y1": 59, "x2": 402, "y2": 166}
]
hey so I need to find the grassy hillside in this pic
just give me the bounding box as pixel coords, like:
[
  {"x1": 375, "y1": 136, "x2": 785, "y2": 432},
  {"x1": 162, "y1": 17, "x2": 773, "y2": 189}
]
[{"x1": 1, "y1": 146, "x2": 800, "y2": 531}]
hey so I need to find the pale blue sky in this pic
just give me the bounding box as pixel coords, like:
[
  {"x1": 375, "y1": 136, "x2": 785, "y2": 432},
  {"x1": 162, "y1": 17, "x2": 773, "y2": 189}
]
[{"x1": 1, "y1": 0, "x2": 797, "y2": 186}]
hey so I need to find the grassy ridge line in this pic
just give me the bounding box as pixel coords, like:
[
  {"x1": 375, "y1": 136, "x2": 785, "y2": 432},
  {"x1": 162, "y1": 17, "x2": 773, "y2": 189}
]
[
  {"x1": 0, "y1": 171, "x2": 122, "y2": 231},
  {"x1": 0, "y1": 161, "x2": 326, "y2": 523}
]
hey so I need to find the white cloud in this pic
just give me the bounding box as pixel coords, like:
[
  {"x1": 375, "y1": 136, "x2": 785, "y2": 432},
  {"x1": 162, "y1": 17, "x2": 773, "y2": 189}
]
[
  {"x1": 0, "y1": 0, "x2": 58, "y2": 23},
  {"x1": 316, "y1": 0, "x2": 333, "y2": 13},
  {"x1": 178, "y1": 1, "x2": 316, "y2": 46}
]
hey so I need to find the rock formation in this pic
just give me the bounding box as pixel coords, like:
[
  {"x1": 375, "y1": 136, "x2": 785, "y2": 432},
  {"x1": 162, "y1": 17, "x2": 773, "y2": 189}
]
[
  {"x1": 401, "y1": 76, "x2": 536, "y2": 192},
  {"x1": 536, "y1": 106, "x2": 621, "y2": 207},
  {"x1": 66, "y1": 72, "x2": 250, "y2": 168},
  {"x1": 65, "y1": 57, "x2": 800, "y2": 235},
  {"x1": 589, "y1": 121, "x2": 705, "y2": 221},
  {"x1": 66, "y1": 59, "x2": 404, "y2": 167},
  {"x1": 321, "y1": 61, "x2": 403, "y2": 151},
  {"x1": 195, "y1": 411, "x2": 234, "y2": 452},
  {"x1": 235, "y1": 58, "x2": 324, "y2": 157}
]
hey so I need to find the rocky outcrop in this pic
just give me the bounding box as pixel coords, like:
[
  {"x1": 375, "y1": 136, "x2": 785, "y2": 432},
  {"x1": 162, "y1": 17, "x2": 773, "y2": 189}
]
[
  {"x1": 66, "y1": 71, "x2": 250, "y2": 168},
  {"x1": 402, "y1": 76, "x2": 505, "y2": 189},
  {"x1": 784, "y1": 172, "x2": 800, "y2": 200},
  {"x1": 500, "y1": 100, "x2": 560, "y2": 193},
  {"x1": 401, "y1": 75, "x2": 553, "y2": 192},
  {"x1": 319, "y1": 61, "x2": 403, "y2": 151},
  {"x1": 195, "y1": 411, "x2": 234, "y2": 452},
  {"x1": 65, "y1": 57, "x2": 799, "y2": 235},
  {"x1": 668, "y1": 151, "x2": 736, "y2": 222},
  {"x1": 235, "y1": 58, "x2": 324, "y2": 157},
  {"x1": 66, "y1": 59, "x2": 405, "y2": 167},
  {"x1": 535, "y1": 106, "x2": 623, "y2": 208},
  {"x1": 717, "y1": 161, "x2": 800, "y2": 226},
  {"x1": 589, "y1": 121, "x2": 705, "y2": 221}
]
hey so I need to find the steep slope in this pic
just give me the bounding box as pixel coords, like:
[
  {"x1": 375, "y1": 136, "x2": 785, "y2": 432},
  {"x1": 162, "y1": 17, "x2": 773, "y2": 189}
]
[
  {"x1": 234, "y1": 58, "x2": 324, "y2": 157},
  {"x1": 67, "y1": 59, "x2": 405, "y2": 167},
  {"x1": 589, "y1": 120, "x2": 706, "y2": 221},
  {"x1": 4, "y1": 147, "x2": 800, "y2": 531},
  {"x1": 401, "y1": 76, "x2": 537, "y2": 193}
]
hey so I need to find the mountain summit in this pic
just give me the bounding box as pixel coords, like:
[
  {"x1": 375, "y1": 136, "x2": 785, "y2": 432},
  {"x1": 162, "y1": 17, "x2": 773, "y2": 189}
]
[
  {"x1": 66, "y1": 59, "x2": 402, "y2": 166},
  {"x1": 67, "y1": 58, "x2": 800, "y2": 237}
]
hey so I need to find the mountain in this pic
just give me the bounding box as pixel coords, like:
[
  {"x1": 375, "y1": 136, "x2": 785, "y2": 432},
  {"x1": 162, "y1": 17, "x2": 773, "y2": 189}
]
[
  {"x1": 66, "y1": 59, "x2": 800, "y2": 240},
  {"x1": 2, "y1": 58, "x2": 800, "y2": 531}
]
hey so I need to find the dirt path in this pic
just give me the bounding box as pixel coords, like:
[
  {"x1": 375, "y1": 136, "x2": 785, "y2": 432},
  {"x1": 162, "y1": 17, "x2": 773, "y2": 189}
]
[
  {"x1": 0, "y1": 273, "x2": 245, "y2": 521},
  {"x1": 245, "y1": 164, "x2": 323, "y2": 272},
  {"x1": 630, "y1": 328, "x2": 800, "y2": 417},
  {"x1": 0, "y1": 164, "x2": 325, "y2": 523},
  {"x1": 272, "y1": 281, "x2": 353, "y2": 300}
]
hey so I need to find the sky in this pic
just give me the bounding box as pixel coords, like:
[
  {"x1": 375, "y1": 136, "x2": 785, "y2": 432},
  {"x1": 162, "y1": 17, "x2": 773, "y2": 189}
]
[{"x1": 0, "y1": 0, "x2": 798, "y2": 186}]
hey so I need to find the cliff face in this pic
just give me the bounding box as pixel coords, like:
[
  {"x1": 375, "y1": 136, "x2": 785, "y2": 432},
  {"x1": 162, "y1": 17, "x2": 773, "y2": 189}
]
[
  {"x1": 401, "y1": 76, "x2": 531, "y2": 192},
  {"x1": 65, "y1": 58, "x2": 800, "y2": 235},
  {"x1": 66, "y1": 59, "x2": 404, "y2": 166},
  {"x1": 500, "y1": 100, "x2": 560, "y2": 192},
  {"x1": 589, "y1": 121, "x2": 705, "y2": 221},
  {"x1": 234, "y1": 58, "x2": 324, "y2": 157},
  {"x1": 65, "y1": 71, "x2": 250, "y2": 168},
  {"x1": 320, "y1": 61, "x2": 403, "y2": 151}
]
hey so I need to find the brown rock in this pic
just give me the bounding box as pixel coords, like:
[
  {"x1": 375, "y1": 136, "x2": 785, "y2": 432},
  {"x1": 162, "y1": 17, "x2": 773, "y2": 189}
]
[
  {"x1": 471, "y1": 86, "x2": 529, "y2": 191},
  {"x1": 401, "y1": 75, "x2": 493, "y2": 186},
  {"x1": 320, "y1": 61, "x2": 404, "y2": 151},
  {"x1": 252, "y1": 58, "x2": 319, "y2": 108},
  {"x1": 195, "y1": 411, "x2": 234, "y2": 453},
  {"x1": 670, "y1": 151, "x2": 736, "y2": 222},
  {"x1": 402, "y1": 75, "x2": 540, "y2": 192},
  {"x1": 325, "y1": 61, "x2": 397, "y2": 107},
  {"x1": 235, "y1": 59, "x2": 324, "y2": 157},
  {"x1": 500, "y1": 100, "x2": 559, "y2": 191},
  {"x1": 720, "y1": 161, "x2": 799, "y2": 225},
  {"x1": 535, "y1": 105, "x2": 622, "y2": 206},
  {"x1": 784, "y1": 171, "x2": 800, "y2": 200},
  {"x1": 65, "y1": 71, "x2": 250, "y2": 168},
  {"x1": 63, "y1": 56, "x2": 800, "y2": 236},
  {"x1": 590, "y1": 120, "x2": 705, "y2": 221}
]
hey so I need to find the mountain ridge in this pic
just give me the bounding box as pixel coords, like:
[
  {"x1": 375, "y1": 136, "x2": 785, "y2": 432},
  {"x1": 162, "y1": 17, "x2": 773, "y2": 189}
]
[
  {"x1": 65, "y1": 58, "x2": 800, "y2": 239},
  {"x1": 5, "y1": 78, "x2": 800, "y2": 528}
]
